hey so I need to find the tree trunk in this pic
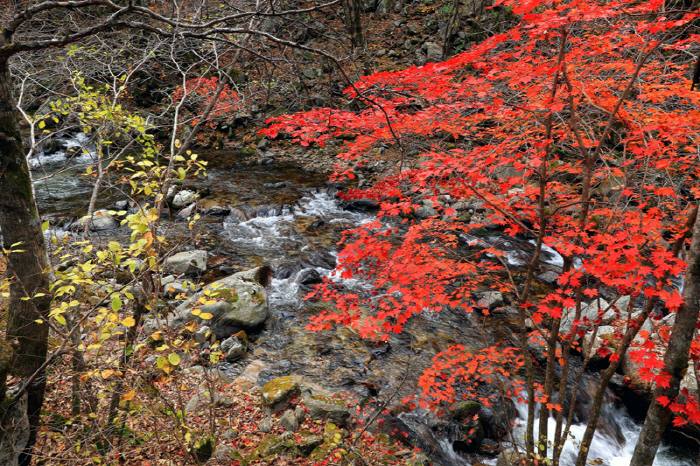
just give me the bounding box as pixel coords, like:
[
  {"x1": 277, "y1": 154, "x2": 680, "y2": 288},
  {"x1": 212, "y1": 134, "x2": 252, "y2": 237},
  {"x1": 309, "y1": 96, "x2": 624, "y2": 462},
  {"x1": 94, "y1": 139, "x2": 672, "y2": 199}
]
[
  {"x1": 629, "y1": 212, "x2": 700, "y2": 466},
  {"x1": 0, "y1": 58, "x2": 53, "y2": 466},
  {"x1": 343, "y1": 0, "x2": 365, "y2": 49}
]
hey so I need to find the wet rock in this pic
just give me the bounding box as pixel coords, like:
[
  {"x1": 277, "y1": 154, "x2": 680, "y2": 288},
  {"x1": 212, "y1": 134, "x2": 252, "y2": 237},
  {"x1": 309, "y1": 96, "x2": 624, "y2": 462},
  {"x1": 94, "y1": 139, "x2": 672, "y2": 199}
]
[
  {"x1": 450, "y1": 401, "x2": 481, "y2": 420},
  {"x1": 294, "y1": 268, "x2": 323, "y2": 286},
  {"x1": 302, "y1": 392, "x2": 352, "y2": 425},
  {"x1": 341, "y1": 198, "x2": 380, "y2": 212},
  {"x1": 41, "y1": 138, "x2": 65, "y2": 155},
  {"x1": 262, "y1": 182, "x2": 289, "y2": 189},
  {"x1": 280, "y1": 409, "x2": 299, "y2": 432},
  {"x1": 206, "y1": 205, "x2": 231, "y2": 216},
  {"x1": 261, "y1": 376, "x2": 301, "y2": 414},
  {"x1": 172, "y1": 189, "x2": 197, "y2": 209},
  {"x1": 164, "y1": 250, "x2": 208, "y2": 276}
]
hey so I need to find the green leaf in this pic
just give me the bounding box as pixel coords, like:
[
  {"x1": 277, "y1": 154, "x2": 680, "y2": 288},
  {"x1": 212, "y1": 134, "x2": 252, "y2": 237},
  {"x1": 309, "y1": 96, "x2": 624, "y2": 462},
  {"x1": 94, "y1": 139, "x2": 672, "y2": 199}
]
[
  {"x1": 112, "y1": 297, "x2": 122, "y2": 312},
  {"x1": 168, "y1": 353, "x2": 181, "y2": 366}
]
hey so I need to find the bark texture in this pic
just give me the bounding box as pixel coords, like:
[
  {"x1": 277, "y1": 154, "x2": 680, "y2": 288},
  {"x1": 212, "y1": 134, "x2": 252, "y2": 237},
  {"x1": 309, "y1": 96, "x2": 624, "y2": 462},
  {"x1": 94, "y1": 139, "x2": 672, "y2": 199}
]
[
  {"x1": 629, "y1": 213, "x2": 700, "y2": 466},
  {"x1": 0, "y1": 57, "x2": 52, "y2": 466}
]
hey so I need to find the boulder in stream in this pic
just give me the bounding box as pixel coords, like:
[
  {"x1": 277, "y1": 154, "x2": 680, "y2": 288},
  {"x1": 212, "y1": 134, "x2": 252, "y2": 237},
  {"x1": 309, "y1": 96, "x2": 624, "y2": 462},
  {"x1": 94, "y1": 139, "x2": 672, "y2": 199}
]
[
  {"x1": 172, "y1": 189, "x2": 197, "y2": 209},
  {"x1": 164, "y1": 250, "x2": 208, "y2": 276},
  {"x1": 89, "y1": 210, "x2": 119, "y2": 231},
  {"x1": 143, "y1": 266, "x2": 269, "y2": 339}
]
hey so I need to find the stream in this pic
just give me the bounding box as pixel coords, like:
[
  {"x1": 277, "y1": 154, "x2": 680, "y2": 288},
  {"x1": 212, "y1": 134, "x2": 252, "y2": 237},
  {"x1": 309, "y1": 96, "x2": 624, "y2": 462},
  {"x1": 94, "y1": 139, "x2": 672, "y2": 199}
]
[{"x1": 30, "y1": 132, "x2": 697, "y2": 466}]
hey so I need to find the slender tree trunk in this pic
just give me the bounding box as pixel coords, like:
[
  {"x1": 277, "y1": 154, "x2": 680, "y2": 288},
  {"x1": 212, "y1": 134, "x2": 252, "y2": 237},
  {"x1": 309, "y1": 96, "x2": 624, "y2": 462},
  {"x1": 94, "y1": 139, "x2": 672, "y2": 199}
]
[
  {"x1": 0, "y1": 58, "x2": 53, "y2": 466},
  {"x1": 343, "y1": 0, "x2": 365, "y2": 49},
  {"x1": 629, "y1": 213, "x2": 700, "y2": 466}
]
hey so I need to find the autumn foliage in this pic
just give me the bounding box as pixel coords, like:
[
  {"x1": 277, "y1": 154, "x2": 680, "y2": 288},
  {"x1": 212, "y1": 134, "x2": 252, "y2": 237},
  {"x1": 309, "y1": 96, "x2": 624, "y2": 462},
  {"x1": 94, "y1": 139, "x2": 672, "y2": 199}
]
[
  {"x1": 174, "y1": 76, "x2": 241, "y2": 128},
  {"x1": 264, "y1": 0, "x2": 700, "y2": 462}
]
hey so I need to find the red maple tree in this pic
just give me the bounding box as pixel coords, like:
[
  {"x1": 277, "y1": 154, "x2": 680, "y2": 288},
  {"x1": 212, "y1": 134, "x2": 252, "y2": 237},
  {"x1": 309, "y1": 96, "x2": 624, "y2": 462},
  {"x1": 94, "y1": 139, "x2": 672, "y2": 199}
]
[{"x1": 264, "y1": 0, "x2": 700, "y2": 463}]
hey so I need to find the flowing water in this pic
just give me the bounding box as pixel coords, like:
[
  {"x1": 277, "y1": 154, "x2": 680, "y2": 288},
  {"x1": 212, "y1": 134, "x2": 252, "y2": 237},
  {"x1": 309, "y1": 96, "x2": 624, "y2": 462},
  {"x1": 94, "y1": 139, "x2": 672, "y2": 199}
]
[{"x1": 31, "y1": 133, "x2": 698, "y2": 466}]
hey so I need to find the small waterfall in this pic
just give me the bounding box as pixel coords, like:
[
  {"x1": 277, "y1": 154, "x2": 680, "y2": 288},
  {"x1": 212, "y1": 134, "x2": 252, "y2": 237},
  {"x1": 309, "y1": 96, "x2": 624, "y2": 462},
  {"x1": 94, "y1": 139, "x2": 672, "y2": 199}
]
[{"x1": 510, "y1": 402, "x2": 695, "y2": 466}]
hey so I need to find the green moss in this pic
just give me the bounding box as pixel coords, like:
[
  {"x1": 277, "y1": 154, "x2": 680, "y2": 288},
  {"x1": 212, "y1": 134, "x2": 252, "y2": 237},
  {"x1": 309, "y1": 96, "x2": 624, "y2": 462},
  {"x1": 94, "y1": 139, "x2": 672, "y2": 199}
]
[
  {"x1": 451, "y1": 401, "x2": 481, "y2": 420},
  {"x1": 311, "y1": 394, "x2": 345, "y2": 406},
  {"x1": 261, "y1": 376, "x2": 301, "y2": 410},
  {"x1": 218, "y1": 288, "x2": 239, "y2": 304}
]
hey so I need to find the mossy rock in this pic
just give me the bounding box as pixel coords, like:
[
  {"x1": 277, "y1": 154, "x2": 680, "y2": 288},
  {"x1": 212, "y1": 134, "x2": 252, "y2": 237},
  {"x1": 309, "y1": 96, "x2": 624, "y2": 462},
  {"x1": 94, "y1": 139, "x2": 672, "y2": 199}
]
[
  {"x1": 250, "y1": 432, "x2": 297, "y2": 459},
  {"x1": 261, "y1": 376, "x2": 301, "y2": 413},
  {"x1": 451, "y1": 401, "x2": 481, "y2": 420},
  {"x1": 296, "y1": 431, "x2": 324, "y2": 456}
]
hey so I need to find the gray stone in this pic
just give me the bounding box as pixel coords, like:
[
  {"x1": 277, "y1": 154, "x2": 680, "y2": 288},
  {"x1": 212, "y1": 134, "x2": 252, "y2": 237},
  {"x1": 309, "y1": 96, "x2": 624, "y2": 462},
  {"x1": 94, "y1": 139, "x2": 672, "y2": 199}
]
[
  {"x1": 476, "y1": 291, "x2": 503, "y2": 311},
  {"x1": 176, "y1": 203, "x2": 196, "y2": 218},
  {"x1": 302, "y1": 392, "x2": 352, "y2": 425},
  {"x1": 163, "y1": 280, "x2": 195, "y2": 299},
  {"x1": 194, "y1": 326, "x2": 211, "y2": 344},
  {"x1": 172, "y1": 189, "x2": 197, "y2": 209},
  {"x1": 258, "y1": 417, "x2": 273, "y2": 433},
  {"x1": 221, "y1": 429, "x2": 238, "y2": 440},
  {"x1": 280, "y1": 409, "x2": 299, "y2": 432},
  {"x1": 414, "y1": 206, "x2": 438, "y2": 219},
  {"x1": 294, "y1": 406, "x2": 307, "y2": 423},
  {"x1": 222, "y1": 335, "x2": 247, "y2": 362},
  {"x1": 560, "y1": 299, "x2": 613, "y2": 333},
  {"x1": 114, "y1": 200, "x2": 129, "y2": 210},
  {"x1": 537, "y1": 270, "x2": 560, "y2": 285},
  {"x1": 164, "y1": 250, "x2": 208, "y2": 276},
  {"x1": 89, "y1": 210, "x2": 119, "y2": 231},
  {"x1": 422, "y1": 41, "x2": 442, "y2": 63},
  {"x1": 143, "y1": 267, "x2": 269, "y2": 339},
  {"x1": 213, "y1": 445, "x2": 235, "y2": 460}
]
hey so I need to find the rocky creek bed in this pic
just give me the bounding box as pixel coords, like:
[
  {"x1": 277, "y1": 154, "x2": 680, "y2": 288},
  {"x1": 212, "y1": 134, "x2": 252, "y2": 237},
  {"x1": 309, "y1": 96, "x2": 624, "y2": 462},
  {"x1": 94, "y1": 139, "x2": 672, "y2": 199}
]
[{"x1": 31, "y1": 133, "x2": 697, "y2": 466}]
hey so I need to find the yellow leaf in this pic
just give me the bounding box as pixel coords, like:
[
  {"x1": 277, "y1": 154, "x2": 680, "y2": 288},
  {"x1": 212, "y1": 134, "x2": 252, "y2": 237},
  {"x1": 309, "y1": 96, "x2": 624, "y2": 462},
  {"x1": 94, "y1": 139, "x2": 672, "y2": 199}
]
[
  {"x1": 199, "y1": 312, "x2": 213, "y2": 320},
  {"x1": 122, "y1": 317, "x2": 136, "y2": 327},
  {"x1": 168, "y1": 353, "x2": 181, "y2": 366},
  {"x1": 101, "y1": 369, "x2": 114, "y2": 379},
  {"x1": 121, "y1": 390, "x2": 136, "y2": 401}
]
